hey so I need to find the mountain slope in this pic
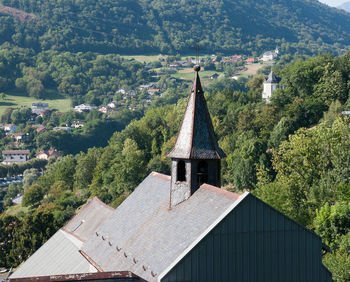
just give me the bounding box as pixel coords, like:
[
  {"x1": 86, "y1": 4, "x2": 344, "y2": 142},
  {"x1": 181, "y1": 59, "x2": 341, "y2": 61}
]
[
  {"x1": 338, "y1": 1, "x2": 350, "y2": 12},
  {"x1": 1, "y1": 0, "x2": 350, "y2": 55}
]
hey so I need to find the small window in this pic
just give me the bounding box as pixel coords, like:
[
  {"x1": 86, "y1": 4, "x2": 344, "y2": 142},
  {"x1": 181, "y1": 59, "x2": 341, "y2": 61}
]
[{"x1": 177, "y1": 160, "x2": 186, "y2": 182}]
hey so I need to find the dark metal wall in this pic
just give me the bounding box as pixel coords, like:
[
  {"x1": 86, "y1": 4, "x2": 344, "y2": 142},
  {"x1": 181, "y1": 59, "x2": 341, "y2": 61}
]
[{"x1": 162, "y1": 194, "x2": 332, "y2": 282}]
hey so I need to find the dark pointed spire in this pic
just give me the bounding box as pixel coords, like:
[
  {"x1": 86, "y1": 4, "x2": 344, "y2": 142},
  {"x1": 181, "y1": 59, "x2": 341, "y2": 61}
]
[
  {"x1": 265, "y1": 70, "x2": 278, "y2": 83},
  {"x1": 167, "y1": 66, "x2": 225, "y2": 160}
]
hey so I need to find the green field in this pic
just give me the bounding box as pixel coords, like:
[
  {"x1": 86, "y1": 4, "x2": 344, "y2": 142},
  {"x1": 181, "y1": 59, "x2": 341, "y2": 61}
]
[
  {"x1": 121, "y1": 54, "x2": 166, "y2": 62},
  {"x1": 5, "y1": 204, "x2": 30, "y2": 216},
  {"x1": 0, "y1": 90, "x2": 72, "y2": 116},
  {"x1": 172, "y1": 69, "x2": 224, "y2": 80}
]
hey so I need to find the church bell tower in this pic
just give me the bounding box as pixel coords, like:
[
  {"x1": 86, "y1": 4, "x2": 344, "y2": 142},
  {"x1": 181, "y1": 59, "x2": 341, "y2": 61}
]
[{"x1": 167, "y1": 66, "x2": 226, "y2": 208}]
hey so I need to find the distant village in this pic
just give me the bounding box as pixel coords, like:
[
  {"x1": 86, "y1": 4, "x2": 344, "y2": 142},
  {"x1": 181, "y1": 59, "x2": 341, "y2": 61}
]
[{"x1": 0, "y1": 48, "x2": 280, "y2": 169}]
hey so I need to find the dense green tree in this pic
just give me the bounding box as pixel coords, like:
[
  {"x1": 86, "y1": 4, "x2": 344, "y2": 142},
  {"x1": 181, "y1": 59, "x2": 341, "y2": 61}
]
[
  {"x1": 0, "y1": 214, "x2": 21, "y2": 268},
  {"x1": 256, "y1": 117, "x2": 350, "y2": 225},
  {"x1": 8, "y1": 207, "x2": 59, "y2": 267},
  {"x1": 51, "y1": 155, "x2": 76, "y2": 188},
  {"x1": 22, "y1": 184, "x2": 44, "y2": 207},
  {"x1": 74, "y1": 147, "x2": 103, "y2": 190},
  {"x1": 23, "y1": 168, "x2": 41, "y2": 188},
  {"x1": 314, "y1": 202, "x2": 350, "y2": 248},
  {"x1": 323, "y1": 232, "x2": 350, "y2": 282}
]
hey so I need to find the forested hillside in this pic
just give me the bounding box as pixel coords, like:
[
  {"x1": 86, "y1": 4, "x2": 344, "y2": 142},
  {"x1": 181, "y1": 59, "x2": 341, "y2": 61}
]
[
  {"x1": 0, "y1": 46, "x2": 149, "y2": 101},
  {"x1": 1, "y1": 53, "x2": 350, "y2": 280},
  {"x1": 0, "y1": 0, "x2": 350, "y2": 55}
]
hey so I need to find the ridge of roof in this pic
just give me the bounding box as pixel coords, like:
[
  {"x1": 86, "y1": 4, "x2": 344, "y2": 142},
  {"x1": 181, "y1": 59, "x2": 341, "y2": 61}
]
[
  {"x1": 62, "y1": 196, "x2": 114, "y2": 242},
  {"x1": 92, "y1": 196, "x2": 115, "y2": 211},
  {"x1": 79, "y1": 250, "x2": 104, "y2": 272},
  {"x1": 62, "y1": 228, "x2": 86, "y2": 243},
  {"x1": 200, "y1": 183, "x2": 241, "y2": 200},
  {"x1": 2, "y1": 149, "x2": 30, "y2": 154},
  {"x1": 150, "y1": 171, "x2": 171, "y2": 181}
]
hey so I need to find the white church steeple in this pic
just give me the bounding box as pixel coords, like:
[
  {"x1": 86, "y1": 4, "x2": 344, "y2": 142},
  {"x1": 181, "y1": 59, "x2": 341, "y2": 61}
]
[{"x1": 262, "y1": 70, "x2": 279, "y2": 103}]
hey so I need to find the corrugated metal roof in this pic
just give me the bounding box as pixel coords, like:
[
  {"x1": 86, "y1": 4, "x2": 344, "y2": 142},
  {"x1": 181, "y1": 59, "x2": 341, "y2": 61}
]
[
  {"x1": 10, "y1": 197, "x2": 114, "y2": 279},
  {"x1": 167, "y1": 70, "x2": 225, "y2": 160},
  {"x1": 81, "y1": 172, "x2": 241, "y2": 282}
]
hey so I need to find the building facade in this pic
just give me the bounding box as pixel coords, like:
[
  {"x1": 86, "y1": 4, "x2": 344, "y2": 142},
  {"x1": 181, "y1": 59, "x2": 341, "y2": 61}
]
[
  {"x1": 2, "y1": 150, "x2": 30, "y2": 164},
  {"x1": 32, "y1": 103, "x2": 49, "y2": 115}
]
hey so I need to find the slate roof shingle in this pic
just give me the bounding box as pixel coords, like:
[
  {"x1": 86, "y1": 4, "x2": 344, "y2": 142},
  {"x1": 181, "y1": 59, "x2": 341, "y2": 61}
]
[
  {"x1": 11, "y1": 197, "x2": 114, "y2": 279},
  {"x1": 81, "y1": 172, "x2": 243, "y2": 282}
]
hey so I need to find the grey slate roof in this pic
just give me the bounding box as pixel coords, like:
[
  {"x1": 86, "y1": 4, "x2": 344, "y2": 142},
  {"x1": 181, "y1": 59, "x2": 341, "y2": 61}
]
[
  {"x1": 2, "y1": 150, "x2": 30, "y2": 155},
  {"x1": 265, "y1": 70, "x2": 279, "y2": 83},
  {"x1": 10, "y1": 197, "x2": 114, "y2": 279},
  {"x1": 167, "y1": 71, "x2": 225, "y2": 159},
  {"x1": 10, "y1": 230, "x2": 93, "y2": 278},
  {"x1": 81, "y1": 172, "x2": 242, "y2": 282},
  {"x1": 63, "y1": 197, "x2": 115, "y2": 242}
]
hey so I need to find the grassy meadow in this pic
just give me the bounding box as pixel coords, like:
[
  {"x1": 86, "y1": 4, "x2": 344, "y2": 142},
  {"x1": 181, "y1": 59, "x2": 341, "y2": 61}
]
[{"x1": 0, "y1": 89, "x2": 72, "y2": 116}]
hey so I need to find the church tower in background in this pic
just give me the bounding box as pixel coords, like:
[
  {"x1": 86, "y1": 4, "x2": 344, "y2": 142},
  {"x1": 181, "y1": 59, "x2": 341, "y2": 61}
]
[{"x1": 262, "y1": 70, "x2": 279, "y2": 102}]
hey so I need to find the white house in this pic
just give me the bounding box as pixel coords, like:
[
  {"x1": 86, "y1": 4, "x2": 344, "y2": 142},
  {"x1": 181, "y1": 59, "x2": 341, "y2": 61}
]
[
  {"x1": 4, "y1": 124, "x2": 17, "y2": 133},
  {"x1": 261, "y1": 47, "x2": 279, "y2": 62},
  {"x1": 11, "y1": 133, "x2": 27, "y2": 142},
  {"x1": 107, "y1": 101, "x2": 117, "y2": 108},
  {"x1": 2, "y1": 150, "x2": 30, "y2": 164},
  {"x1": 98, "y1": 106, "x2": 112, "y2": 114},
  {"x1": 72, "y1": 121, "x2": 85, "y2": 128},
  {"x1": 74, "y1": 104, "x2": 97, "y2": 113},
  {"x1": 116, "y1": 89, "x2": 127, "y2": 94},
  {"x1": 32, "y1": 103, "x2": 49, "y2": 115},
  {"x1": 36, "y1": 149, "x2": 60, "y2": 160},
  {"x1": 148, "y1": 89, "x2": 160, "y2": 96}
]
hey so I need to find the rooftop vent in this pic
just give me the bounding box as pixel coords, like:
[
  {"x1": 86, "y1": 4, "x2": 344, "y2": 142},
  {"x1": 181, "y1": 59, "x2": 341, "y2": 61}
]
[{"x1": 72, "y1": 220, "x2": 85, "y2": 232}]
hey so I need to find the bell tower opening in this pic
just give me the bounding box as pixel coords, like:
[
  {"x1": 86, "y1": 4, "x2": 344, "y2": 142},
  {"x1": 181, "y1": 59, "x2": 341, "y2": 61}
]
[
  {"x1": 177, "y1": 160, "x2": 186, "y2": 182},
  {"x1": 197, "y1": 161, "x2": 208, "y2": 186}
]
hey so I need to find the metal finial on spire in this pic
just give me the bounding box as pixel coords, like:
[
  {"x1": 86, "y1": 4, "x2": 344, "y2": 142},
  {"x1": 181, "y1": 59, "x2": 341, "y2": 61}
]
[
  {"x1": 196, "y1": 41, "x2": 199, "y2": 66},
  {"x1": 189, "y1": 40, "x2": 206, "y2": 67},
  {"x1": 194, "y1": 65, "x2": 201, "y2": 72}
]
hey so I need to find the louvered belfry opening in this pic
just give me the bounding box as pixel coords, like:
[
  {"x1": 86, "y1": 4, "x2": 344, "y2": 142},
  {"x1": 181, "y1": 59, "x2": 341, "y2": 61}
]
[{"x1": 167, "y1": 66, "x2": 226, "y2": 208}]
